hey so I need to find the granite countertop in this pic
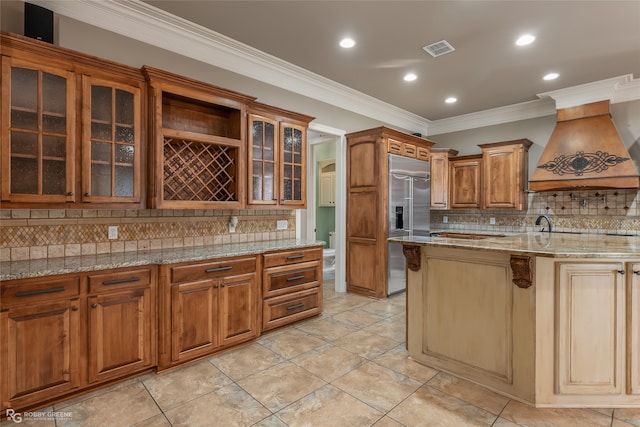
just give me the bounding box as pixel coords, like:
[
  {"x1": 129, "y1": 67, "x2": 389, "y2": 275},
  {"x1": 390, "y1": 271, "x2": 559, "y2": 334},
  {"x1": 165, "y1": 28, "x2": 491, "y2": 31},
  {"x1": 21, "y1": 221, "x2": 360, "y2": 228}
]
[
  {"x1": 390, "y1": 232, "x2": 640, "y2": 258},
  {"x1": 0, "y1": 240, "x2": 325, "y2": 281}
]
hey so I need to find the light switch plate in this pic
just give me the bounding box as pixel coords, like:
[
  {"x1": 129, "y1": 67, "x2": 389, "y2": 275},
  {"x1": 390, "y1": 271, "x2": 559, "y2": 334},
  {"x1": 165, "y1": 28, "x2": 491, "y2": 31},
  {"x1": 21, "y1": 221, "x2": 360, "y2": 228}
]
[
  {"x1": 489, "y1": 217, "x2": 496, "y2": 225},
  {"x1": 276, "y1": 220, "x2": 288, "y2": 230},
  {"x1": 443, "y1": 216, "x2": 448, "y2": 223},
  {"x1": 108, "y1": 226, "x2": 118, "y2": 240}
]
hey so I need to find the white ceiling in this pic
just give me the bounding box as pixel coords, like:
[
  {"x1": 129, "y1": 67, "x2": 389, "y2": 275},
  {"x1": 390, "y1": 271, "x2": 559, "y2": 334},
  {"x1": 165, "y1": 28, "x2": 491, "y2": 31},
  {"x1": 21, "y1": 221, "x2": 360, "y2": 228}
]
[{"x1": 143, "y1": 0, "x2": 640, "y2": 121}]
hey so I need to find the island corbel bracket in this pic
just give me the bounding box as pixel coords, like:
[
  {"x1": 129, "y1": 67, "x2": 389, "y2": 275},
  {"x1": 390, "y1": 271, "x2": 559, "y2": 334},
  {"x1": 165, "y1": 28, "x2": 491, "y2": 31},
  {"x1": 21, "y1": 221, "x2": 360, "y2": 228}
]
[
  {"x1": 510, "y1": 255, "x2": 533, "y2": 289},
  {"x1": 402, "y1": 245, "x2": 421, "y2": 272}
]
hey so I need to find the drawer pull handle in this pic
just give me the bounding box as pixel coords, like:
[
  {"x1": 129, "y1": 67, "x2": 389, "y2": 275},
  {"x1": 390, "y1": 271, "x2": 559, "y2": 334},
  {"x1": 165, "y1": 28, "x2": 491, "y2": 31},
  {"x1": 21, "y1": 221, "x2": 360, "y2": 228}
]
[
  {"x1": 634, "y1": 271, "x2": 640, "y2": 275},
  {"x1": 205, "y1": 266, "x2": 232, "y2": 273},
  {"x1": 102, "y1": 277, "x2": 141, "y2": 286},
  {"x1": 618, "y1": 270, "x2": 625, "y2": 275},
  {"x1": 15, "y1": 287, "x2": 65, "y2": 297},
  {"x1": 287, "y1": 275, "x2": 305, "y2": 282},
  {"x1": 286, "y1": 255, "x2": 304, "y2": 260},
  {"x1": 287, "y1": 303, "x2": 305, "y2": 311}
]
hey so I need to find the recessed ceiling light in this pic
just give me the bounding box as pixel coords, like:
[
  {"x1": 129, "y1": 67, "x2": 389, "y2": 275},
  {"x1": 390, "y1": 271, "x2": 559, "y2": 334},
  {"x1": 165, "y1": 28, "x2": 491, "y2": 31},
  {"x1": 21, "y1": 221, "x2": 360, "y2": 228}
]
[
  {"x1": 339, "y1": 38, "x2": 355, "y2": 48},
  {"x1": 404, "y1": 73, "x2": 417, "y2": 82},
  {"x1": 515, "y1": 34, "x2": 536, "y2": 46},
  {"x1": 445, "y1": 97, "x2": 457, "y2": 104},
  {"x1": 543, "y1": 72, "x2": 559, "y2": 81}
]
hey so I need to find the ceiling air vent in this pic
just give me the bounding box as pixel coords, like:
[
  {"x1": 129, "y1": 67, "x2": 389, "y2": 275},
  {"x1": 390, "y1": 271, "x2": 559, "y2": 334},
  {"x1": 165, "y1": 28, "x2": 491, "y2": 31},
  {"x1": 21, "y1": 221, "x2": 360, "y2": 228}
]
[{"x1": 422, "y1": 40, "x2": 455, "y2": 58}]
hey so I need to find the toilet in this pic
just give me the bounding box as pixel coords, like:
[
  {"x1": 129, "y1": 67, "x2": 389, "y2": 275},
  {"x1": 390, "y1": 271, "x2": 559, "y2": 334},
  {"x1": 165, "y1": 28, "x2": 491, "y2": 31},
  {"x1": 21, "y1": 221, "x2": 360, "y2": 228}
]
[{"x1": 323, "y1": 232, "x2": 335, "y2": 279}]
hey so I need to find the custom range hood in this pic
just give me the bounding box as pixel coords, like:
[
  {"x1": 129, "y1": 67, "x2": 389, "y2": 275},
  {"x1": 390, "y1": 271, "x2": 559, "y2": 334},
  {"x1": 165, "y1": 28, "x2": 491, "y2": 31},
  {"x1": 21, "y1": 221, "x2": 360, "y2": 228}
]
[{"x1": 529, "y1": 100, "x2": 639, "y2": 191}]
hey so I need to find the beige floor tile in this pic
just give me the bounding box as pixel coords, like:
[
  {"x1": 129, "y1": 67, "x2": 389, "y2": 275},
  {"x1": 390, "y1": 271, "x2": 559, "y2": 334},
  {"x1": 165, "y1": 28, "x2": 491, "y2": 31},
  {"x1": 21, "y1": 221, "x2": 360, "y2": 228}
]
[
  {"x1": 373, "y1": 345, "x2": 439, "y2": 383},
  {"x1": 333, "y1": 329, "x2": 400, "y2": 359},
  {"x1": 427, "y1": 372, "x2": 510, "y2": 415},
  {"x1": 332, "y1": 361, "x2": 422, "y2": 413},
  {"x1": 373, "y1": 416, "x2": 405, "y2": 427},
  {"x1": 209, "y1": 342, "x2": 286, "y2": 380},
  {"x1": 237, "y1": 361, "x2": 327, "y2": 412},
  {"x1": 613, "y1": 420, "x2": 638, "y2": 427},
  {"x1": 55, "y1": 382, "x2": 161, "y2": 427},
  {"x1": 275, "y1": 384, "x2": 383, "y2": 427},
  {"x1": 613, "y1": 408, "x2": 640, "y2": 425},
  {"x1": 258, "y1": 328, "x2": 327, "y2": 359},
  {"x1": 53, "y1": 377, "x2": 142, "y2": 410},
  {"x1": 500, "y1": 400, "x2": 612, "y2": 426},
  {"x1": 252, "y1": 415, "x2": 289, "y2": 427},
  {"x1": 164, "y1": 383, "x2": 271, "y2": 427},
  {"x1": 359, "y1": 299, "x2": 406, "y2": 317},
  {"x1": 142, "y1": 360, "x2": 232, "y2": 410},
  {"x1": 294, "y1": 316, "x2": 360, "y2": 341},
  {"x1": 364, "y1": 316, "x2": 406, "y2": 342},
  {"x1": 332, "y1": 307, "x2": 389, "y2": 328},
  {"x1": 321, "y1": 298, "x2": 354, "y2": 316},
  {"x1": 387, "y1": 385, "x2": 497, "y2": 426},
  {"x1": 291, "y1": 343, "x2": 366, "y2": 382},
  {"x1": 131, "y1": 414, "x2": 172, "y2": 427},
  {"x1": 492, "y1": 417, "x2": 521, "y2": 426}
]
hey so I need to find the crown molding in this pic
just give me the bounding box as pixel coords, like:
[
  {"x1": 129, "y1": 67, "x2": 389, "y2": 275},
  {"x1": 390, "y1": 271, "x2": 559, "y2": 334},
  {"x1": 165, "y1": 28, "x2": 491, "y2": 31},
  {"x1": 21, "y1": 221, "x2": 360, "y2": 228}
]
[
  {"x1": 537, "y1": 74, "x2": 639, "y2": 109},
  {"x1": 427, "y1": 98, "x2": 557, "y2": 136},
  {"x1": 35, "y1": 0, "x2": 429, "y2": 134}
]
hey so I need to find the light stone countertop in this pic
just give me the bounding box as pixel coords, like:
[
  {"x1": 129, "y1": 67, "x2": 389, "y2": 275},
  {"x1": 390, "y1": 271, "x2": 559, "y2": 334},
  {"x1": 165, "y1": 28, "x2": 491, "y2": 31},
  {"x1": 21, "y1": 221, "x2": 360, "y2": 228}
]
[
  {"x1": 0, "y1": 239, "x2": 325, "y2": 281},
  {"x1": 389, "y1": 232, "x2": 640, "y2": 258}
]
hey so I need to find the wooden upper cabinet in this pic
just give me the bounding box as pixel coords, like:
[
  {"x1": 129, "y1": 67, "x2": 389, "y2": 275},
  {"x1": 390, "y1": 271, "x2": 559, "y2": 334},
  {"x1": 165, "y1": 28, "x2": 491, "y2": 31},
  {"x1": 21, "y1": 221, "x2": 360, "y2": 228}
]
[
  {"x1": 430, "y1": 148, "x2": 458, "y2": 210},
  {"x1": 449, "y1": 154, "x2": 482, "y2": 209},
  {"x1": 247, "y1": 103, "x2": 313, "y2": 208},
  {"x1": 1, "y1": 55, "x2": 76, "y2": 204},
  {"x1": 81, "y1": 76, "x2": 142, "y2": 203},
  {"x1": 143, "y1": 66, "x2": 255, "y2": 209},
  {"x1": 1, "y1": 33, "x2": 146, "y2": 208},
  {"x1": 480, "y1": 139, "x2": 532, "y2": 210}
]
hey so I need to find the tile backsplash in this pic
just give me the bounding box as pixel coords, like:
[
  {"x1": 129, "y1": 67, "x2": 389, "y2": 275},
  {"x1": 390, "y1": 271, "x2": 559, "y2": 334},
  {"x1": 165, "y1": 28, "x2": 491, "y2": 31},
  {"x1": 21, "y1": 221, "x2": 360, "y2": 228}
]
[
  {"x1": 432, "y1": 189, "x2": 640, "y2": 235},
  {"x1": 1, "y1": 209, "x2": 296, "y2": 262}
]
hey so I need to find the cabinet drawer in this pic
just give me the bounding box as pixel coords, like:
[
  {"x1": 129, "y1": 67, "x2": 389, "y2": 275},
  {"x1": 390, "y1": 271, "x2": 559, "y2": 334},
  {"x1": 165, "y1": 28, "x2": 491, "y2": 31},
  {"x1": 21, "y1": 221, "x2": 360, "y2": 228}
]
[
  {"x1": 262, "y1": 288, "x2": 322, "y2": 331},
  {"x1": 416, "y1": 147, "x2": 430, "y2": 161},
  {"x1": 1, "y1": 276, "x2": 81, "y2": 307},
  {"x1": 88, "y1": 267, "x2": 151, "y2": 293},
  {"x1": 263, "y1": 247, "x2": 322, "y2": 268},
  {"x1": 263, "y1": 260, "x2": 321, "y2": 298},
  {"x1": 171, "y1": 257, "x2": 256, "y2": 283},
  {"x1": 388, "y1": 139, "x2": 403, "y2": 155},
  {"x1": 403, "y1": 143, "x2": 417, "y2": 158}
]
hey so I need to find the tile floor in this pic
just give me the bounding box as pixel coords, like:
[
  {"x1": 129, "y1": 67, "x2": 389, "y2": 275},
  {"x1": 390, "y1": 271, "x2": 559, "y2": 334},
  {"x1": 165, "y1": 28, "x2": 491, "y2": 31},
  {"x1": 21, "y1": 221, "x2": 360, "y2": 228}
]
[{"x1": 4, "y1": 280, "x2": 640, "y2": 427}]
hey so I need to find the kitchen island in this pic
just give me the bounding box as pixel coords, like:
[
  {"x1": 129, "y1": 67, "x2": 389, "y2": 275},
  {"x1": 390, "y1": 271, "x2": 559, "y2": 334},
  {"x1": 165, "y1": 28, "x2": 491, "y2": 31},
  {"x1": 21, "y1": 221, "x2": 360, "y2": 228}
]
[{"x1": 391, "y1": 232, "x2": 640, "y2": 408}]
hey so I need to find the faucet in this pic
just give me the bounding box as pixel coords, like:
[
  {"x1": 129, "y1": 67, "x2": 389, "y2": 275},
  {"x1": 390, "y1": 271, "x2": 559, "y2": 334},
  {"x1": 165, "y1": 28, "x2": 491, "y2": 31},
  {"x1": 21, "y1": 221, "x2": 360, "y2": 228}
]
[{"x1": 535, "y1": 214, "x2": 553, "y2": 233}]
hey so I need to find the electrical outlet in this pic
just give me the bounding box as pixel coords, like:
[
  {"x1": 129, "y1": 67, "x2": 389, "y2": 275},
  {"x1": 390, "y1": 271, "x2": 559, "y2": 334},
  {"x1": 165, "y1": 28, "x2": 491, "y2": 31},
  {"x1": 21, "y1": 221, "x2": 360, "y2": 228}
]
[
  {"x1": 108, "y1": 226, "x2": 118, "y2": 240},
  {"x1": 489, "y1": 217, "x2": 496, "y2": 225},
  {"x1": 442, "y1": 216, "x2": 448, "y2": 224},
  {"x1": 276, "y1": 220, "x2": 288, "y2": 230}
]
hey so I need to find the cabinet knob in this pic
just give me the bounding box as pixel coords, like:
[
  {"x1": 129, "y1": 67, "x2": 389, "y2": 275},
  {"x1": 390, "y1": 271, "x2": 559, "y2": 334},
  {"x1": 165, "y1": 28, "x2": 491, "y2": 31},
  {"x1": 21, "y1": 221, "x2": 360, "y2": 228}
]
[
  {"x1": 213, "y1": 285, "x2": 219, "y2": 289},
  {"x1": 72, "y1": 306, "x2": 78, "y2": 311},
  {"x1": 617, "y1": 270, "x2": 625, "y2": 275},
  {"x1": 221, "y1": 284, "x2": 225, "y2": 288},
  {"x1": 67, "y1": 192, "x2": 74, "y2": 196},
  {"x1": 91, "y1": 303, "x2": 98, "y2": 308},
  {"x1": 634, "y1": 271, "x2": 640, "y2": 275},
  {"x1": 85, "y1": 193, "x2": 91, "y2": 197}
]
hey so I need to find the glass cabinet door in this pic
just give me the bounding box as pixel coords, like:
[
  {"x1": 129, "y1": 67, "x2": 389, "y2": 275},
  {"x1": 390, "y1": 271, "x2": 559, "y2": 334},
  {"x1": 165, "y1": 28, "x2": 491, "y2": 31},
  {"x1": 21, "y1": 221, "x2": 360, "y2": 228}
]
[
  {"x1": 1, "y1": 58, "x2": 75, "y2": 202},
  {"x1": 280, "y1": 122, "x2": 306, "y2": 206},
  {"x1": 248, "y1": 114, "x2": 278, "y2": 205},
  {"x1": 82, "y1": 76, "x2": 141, "y2": 203}
]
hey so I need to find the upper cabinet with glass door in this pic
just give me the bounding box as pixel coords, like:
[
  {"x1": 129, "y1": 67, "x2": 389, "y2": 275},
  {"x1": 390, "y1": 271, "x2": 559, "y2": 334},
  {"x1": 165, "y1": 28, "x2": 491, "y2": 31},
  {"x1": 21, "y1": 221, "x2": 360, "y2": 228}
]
[
  {"x1": 248, "y1": 103, "x2": 314, "y2": 208},
  {"x1": 1, "y1": 56, "x2": 75, "y2": 204},
  {"x1": 0, "y1": 32, "x2": 145, "y2": 208}
]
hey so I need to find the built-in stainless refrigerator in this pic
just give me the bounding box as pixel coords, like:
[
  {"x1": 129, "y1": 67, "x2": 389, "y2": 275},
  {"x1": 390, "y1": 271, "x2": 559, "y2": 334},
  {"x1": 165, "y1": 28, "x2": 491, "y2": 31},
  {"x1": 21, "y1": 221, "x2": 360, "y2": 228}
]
[{"x1": 387, "y1": 154, "x2": 430, "y2": 295}]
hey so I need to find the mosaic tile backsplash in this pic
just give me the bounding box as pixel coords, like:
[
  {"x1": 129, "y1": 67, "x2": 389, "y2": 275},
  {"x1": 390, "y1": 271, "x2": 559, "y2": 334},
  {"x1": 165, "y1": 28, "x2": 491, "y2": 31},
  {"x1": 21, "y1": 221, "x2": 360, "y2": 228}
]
[
  {"x1": 1, "y1": 209, "x2": 296, "y2": 262},
  {"x1": 432, "y1": 189, "x2": 640, "y2": 235}
]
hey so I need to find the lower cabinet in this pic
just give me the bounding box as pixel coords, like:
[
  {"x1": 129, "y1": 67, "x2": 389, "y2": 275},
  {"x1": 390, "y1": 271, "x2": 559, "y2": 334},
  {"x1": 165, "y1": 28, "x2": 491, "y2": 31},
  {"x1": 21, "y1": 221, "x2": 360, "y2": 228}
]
[
  {"x1": 159, "y1": 256, "x2": 259, "y2": 369},
  {"x1": 631, "y1": 263, "x2": 640, "y2": 395},
  {"x1": 262, "y1": 247, "x2": 323, "y2": 331},
  {"x1": 0, "y1": 266, "x2": 156, "y2": 412}
]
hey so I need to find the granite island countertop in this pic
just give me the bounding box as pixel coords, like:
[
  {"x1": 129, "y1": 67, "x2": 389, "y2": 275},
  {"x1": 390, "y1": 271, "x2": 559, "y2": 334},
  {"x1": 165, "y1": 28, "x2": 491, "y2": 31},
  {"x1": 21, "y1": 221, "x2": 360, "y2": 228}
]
[
  {"x1": 390, "y1": 232, "x2": 640, "y2": 258},
  {"x1": 0, "y1": 239, "x2": 325, "y2": 281}
]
